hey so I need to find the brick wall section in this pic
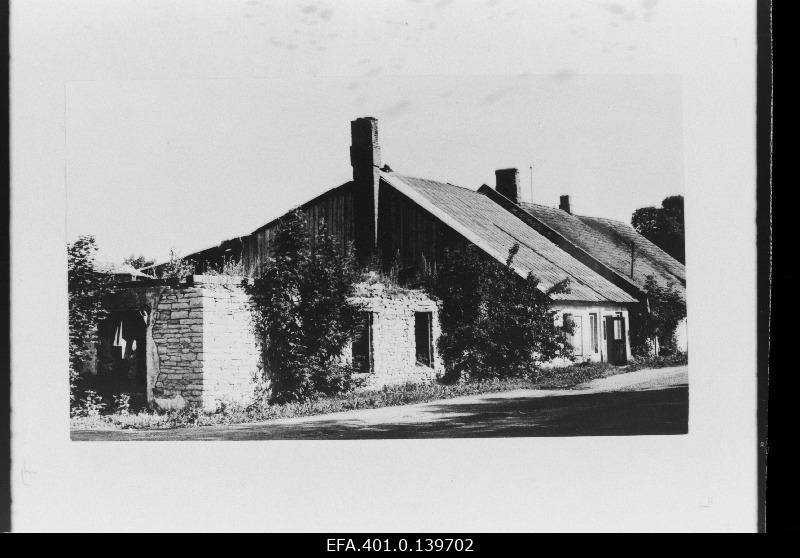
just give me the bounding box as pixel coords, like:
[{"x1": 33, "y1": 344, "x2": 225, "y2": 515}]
[
  {"x1": 348, "y1": 283, "x2": 444, "y2": 389},
  {"x1": 150, "y1": 276, "x2": 261, "y2": 410}
]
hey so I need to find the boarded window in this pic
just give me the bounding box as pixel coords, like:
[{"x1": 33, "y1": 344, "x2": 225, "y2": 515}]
[
  {"x1": 352, "y1": 312, "x2": 373, "y2": 372},
  {"x1": 415, "y1": 311, "x2": 433, "y2": 366},
  {"x1": 589, "y1": 313, "x2": 599, "y2": 353}
]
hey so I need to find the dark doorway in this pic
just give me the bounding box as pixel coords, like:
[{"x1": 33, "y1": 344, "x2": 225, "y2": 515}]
[
  {"x1": 605, "y1": 315, "x2": 627, "y2": 365},
  {"x1": 97, "y1": 309, "x2": 148, "y2": 395}
]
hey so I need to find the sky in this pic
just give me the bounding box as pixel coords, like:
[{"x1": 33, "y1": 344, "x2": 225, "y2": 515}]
[{"x1": 33, "y1": 0, "x2": 689, "y2": 264}]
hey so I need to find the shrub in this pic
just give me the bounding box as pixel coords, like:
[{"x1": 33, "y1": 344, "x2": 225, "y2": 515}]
[
  {"x1": 424, "y1": 244, "x2": 574, "y2": 383},
  {"x1": 246, "y1": 210, "x2": 362, "y2": 403},
  {"x1": 67, "y1": 235, "x2": 110, "y2": 409},
  {"x1": 72, "y1": 390, "x2": 106, "y2": 418},
  {"x1": 160, "y1": 248, "x2": 195, "y2": 280},
  {"x1": 113, "y1": 393, "x2": 131, "y2": 415},
  {"x1": 203, "y1": 255, "x2": 246, "y2": 277},
  {"x1": 630, "y1": 275, "x2": 687, "y2": 357}
]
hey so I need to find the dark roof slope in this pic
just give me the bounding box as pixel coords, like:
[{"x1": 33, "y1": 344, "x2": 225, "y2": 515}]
[
  {"x1": 382, "y1": 172, "x2": 637, "y2": 304},
  {"x1": 519, "y1": 202, "x2": 686, "y2": 298}
]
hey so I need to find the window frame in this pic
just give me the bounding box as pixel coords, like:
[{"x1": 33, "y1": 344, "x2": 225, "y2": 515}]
[
  {"x1": 351, "y1": 311, "x2": 374, "y2": 373},
  {"x1": 414, "y1": 311, "x2": 433, "y2": 367}
]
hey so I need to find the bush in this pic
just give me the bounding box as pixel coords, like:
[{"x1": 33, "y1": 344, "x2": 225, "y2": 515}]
[
  {"x1": 160, "y1": 248, "x2": 195, "y2": 280},
  {"x1": 423, "y1": 244, "x2": 574, "y2": 383},
  {"x1": 113, "y1": 393, "x2": 131, "y2": 415},
  {"x1": 203, "y1": 255, "x2": 246, "y2": 277},
  {"x1": 71, "y1": 390, "x2": 106, "y2": 418},
  {"x1": 630, "y1": 275, "x2": 687, "y2": 357},
  {"x1": 68, "y1": 235, "x2": 110, "y2": 410},
  {"x1": 246, "y1": 210, "x2": 362, "y2": 403}
]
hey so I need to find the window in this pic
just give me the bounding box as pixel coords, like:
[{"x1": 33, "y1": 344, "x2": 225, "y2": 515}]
[
  {"x1": 589, "y1": 313, "x2": 598, "y2": 353},
  {"x1": 564, "y1": 313, "x2": 583, "y2": 356},
  {"x1": 415, "y1": 311, "x2": 433, "y2": 366},
  {"x1": 352, "y1": 312, "x2": 373, "y2": 372},
  {"x1": 613, "y1": 313, "x2": 624, "y2": 340}
]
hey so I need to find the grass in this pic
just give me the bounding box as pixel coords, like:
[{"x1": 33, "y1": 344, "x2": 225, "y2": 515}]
[{"x1": 70, "y1": 352, "x2": 687, "y2": 432}]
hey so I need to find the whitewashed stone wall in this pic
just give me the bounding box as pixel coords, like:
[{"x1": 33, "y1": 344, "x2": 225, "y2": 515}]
[
  {"x1": 151, "y1": 275, "x2": 261, "y2": 410},
  {"x1": 348, "y1": 283, "x2": 444, "y2": 389},
  {"x1": 545, "y1": 302, "x2": 634, "y2": 367},
  {"x1": 674, "y1": 317, "x2": 688, "y2": 353},
  {"x1": 200, "y1": 276, "x2": 263, "y2": 409}
]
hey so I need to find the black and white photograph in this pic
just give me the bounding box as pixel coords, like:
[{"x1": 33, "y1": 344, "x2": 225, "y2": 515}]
[{"x1": 9, "y1": 0, "x2": 762, "y2": 532}]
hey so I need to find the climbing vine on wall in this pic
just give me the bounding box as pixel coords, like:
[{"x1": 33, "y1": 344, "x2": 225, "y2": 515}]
[
  {"x1": 246, "y1": 210, "x2": 362, "y2": 403},
  {"x1": 423, "y1": 244, "x2": 575, "y2": 383}
]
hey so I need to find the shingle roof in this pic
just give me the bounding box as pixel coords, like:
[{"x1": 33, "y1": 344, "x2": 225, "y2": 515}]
[
  {"x1": 381, "y1": 172, "x2": 637, "y2": 304},
  {"x1": 518, "y1": 202, "x2": 686, "y2": 298}
]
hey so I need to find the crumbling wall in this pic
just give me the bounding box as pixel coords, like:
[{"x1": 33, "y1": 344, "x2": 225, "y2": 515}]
[
  {"x1": 348, "y1": 283, "x2": 444, "y2": 389},
  {"x1": 150, "y1": 276, "x2": 261, "y2": 410}
]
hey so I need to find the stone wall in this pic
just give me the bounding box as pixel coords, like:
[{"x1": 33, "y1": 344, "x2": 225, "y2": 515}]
[
  {"x1": 103, "y1": 277, "x2": 441, "y2": 408},
  {"x1": 348, "y1": 283, "x2": 444, "y2": 389},
  {"x1": 150, "y1": 275, "x2": 261, "y2": 410}
]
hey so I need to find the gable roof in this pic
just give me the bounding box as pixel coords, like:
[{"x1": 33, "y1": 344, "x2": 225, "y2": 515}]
[
  {"x1": 381, "y1": 172, "x2": 637, "y2": 304},
  {"x1": 518, "y1": 201, "x2": 686, "y2": 298}
]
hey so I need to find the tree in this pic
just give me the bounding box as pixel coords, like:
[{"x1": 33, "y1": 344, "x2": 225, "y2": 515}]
[
  {"x1": 632, "y1": 195, "x2": 685, "y2": 263},
  {"x1": 246, "y1": 210, "x2": 361, "y2": 403},
  {"x1": 122, "y1": 253, "x2": 156, "y2": 270},
  {"x1": 629, "y1": 275, "x2": 687, "y2": 357},
  {"x1": 425, "y1": 244, "x2": 574, "y2": 383},
  {"x1": 67, "y1": 235, "x2": 109, "y2": 406}
]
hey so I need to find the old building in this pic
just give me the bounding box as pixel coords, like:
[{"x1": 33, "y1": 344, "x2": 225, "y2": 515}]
[
  {"x1": 183, "y1": 117, "x2": 639, "y2": 367},
  {"x1": 97, "y1": 116, "x2": 686, "y2": 408},
  {"x1": 480, "y1": 181, "x2": 687, "y2": 352}
]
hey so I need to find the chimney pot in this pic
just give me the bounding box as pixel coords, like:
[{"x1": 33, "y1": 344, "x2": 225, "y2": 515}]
[
  {"x1": 495, "y1": 168, "x2": 520, "y2": 203},
  {"x1": 559, "y1": 195, "x2": 571, "y2": 214}
]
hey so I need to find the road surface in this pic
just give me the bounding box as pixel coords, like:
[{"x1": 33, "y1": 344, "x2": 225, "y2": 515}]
[{"x1": 72, "y1": 365, "x2": 688, "y2": 440}]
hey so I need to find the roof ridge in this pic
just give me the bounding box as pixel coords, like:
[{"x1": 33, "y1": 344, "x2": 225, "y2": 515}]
[
  {"x1": 385, "y1": 171, "x2": 478, "y2": 193},
  {"x1": 575, "y1": 213, "x2": 630, "y2": 228}
]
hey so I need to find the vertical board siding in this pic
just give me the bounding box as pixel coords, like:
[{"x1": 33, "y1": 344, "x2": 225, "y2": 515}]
[{"x1": 242, "y1": 186, "x2": 356, "y2": 278}]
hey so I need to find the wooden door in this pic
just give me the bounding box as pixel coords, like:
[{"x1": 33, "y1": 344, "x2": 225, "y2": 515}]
[{"x1": 605, "y1": 316, "x2": 627, "y2": 365}]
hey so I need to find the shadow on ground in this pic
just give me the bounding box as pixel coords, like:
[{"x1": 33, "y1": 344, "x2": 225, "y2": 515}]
[{"x1": 72, "y1": 385, "x2": 688, "y2": 441}]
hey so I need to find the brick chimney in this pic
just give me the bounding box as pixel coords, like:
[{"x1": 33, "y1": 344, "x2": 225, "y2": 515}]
[
  {"x1": 559, "y1": 195, "x2": 571, "y2": 214},
  {"x1": 495, "y1": 168, "x2": 520, "y2": 203},
  {"x1": 350, "y1": 117, "x2": 382, "y2": 262}
]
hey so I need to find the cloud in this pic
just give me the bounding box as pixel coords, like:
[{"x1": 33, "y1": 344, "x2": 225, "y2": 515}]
[{"x1": 319, "y1": 8, "x2": 333, "y2": 21}]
